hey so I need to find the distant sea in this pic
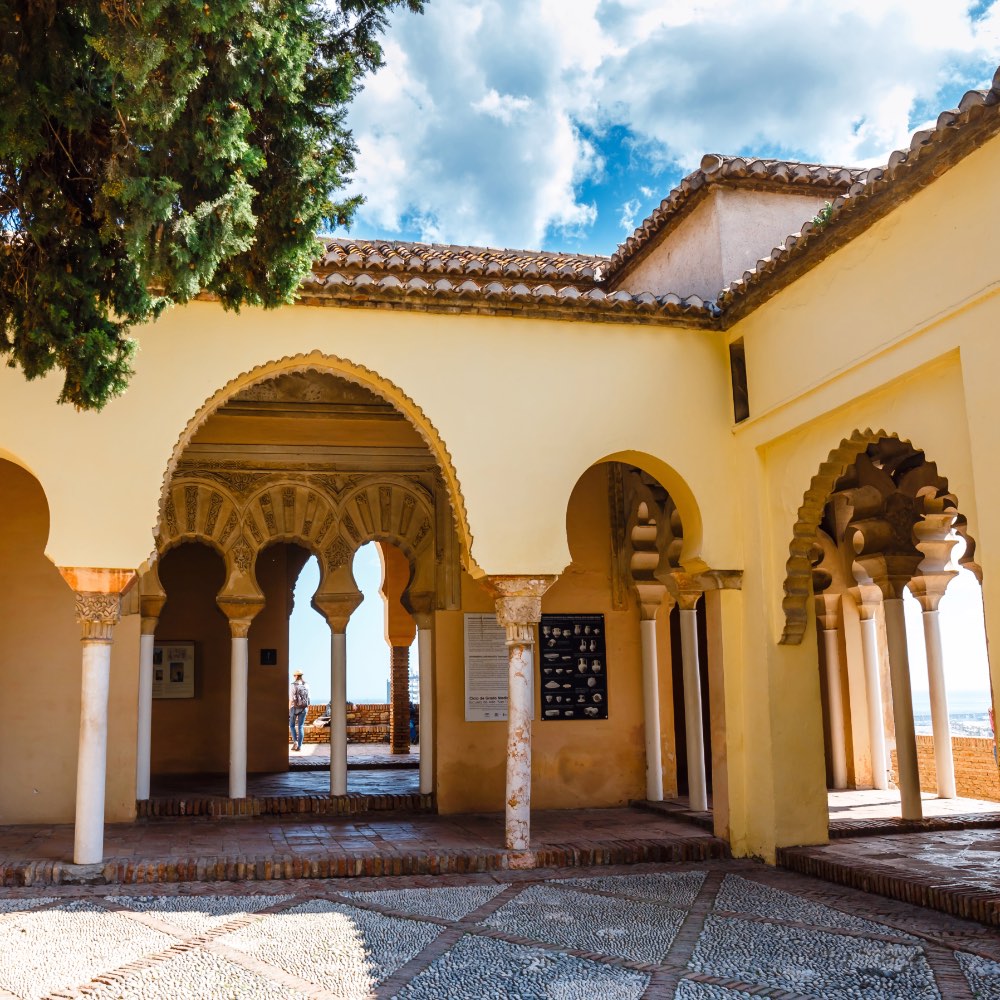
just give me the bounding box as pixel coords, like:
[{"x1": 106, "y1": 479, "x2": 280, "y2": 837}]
[{"x1": 911, "y1": 689, "x2": 994, "y2": 738}]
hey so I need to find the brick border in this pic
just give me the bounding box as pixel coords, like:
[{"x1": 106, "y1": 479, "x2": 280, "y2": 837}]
[{"x1": 135, "y1": 791, "x2": 433, "y2": 819}]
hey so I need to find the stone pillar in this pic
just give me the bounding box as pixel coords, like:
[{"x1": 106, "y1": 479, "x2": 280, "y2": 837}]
[
  {"x1": 486, "y1": 575, "x2": 555, "y2": 851},
  {"x1": 637, "y1": 589, "x2": 670, "y2": 803},
  {"x1": 379, "y1": 544, "x2": 417, "y2": 755},
  {"x1": 848, "y1": 583, "x2": 889, "y2": 790},
  {"x1": 414, "y1": 612, "x2": 435, "y2": 795},
  {"x1": 135, "y1": 582, "x2": 166, "y2": 802},
  {"x1": 217, "y1": 597, "x2": 264, "y2": 800},
  {"x1": 815, "y1": 594, "x2": 848, "y2": 790},
  {"x1": 677, "y1": 590, "x2": 708, "y2": 812},
  {"x1": 390, "y1": 646, "x2": 411, "y2": 754},
  {"x1": 882, "y1": 596, "x2": 922, "y2": 820},
  {"x1": 909, "y1": 513, "x2": 961, "y2": 799},
  {"x1": 313, "y1": 592, "x2": 362, "y2": 797},
  {"x1": 59, "y1": 568, "x2": 136, "y2": 866}
]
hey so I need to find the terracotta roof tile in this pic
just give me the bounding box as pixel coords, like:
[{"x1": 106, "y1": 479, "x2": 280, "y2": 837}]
[
  {"x1": 318, "y1": 238, "x2": 609, "y2": 287},
  {"x1": 716, "y1": 67, "x2": 1000, "y2": 316},
  {"x1": 606, "y1": 155, "x2": 869, "y2": 283}
]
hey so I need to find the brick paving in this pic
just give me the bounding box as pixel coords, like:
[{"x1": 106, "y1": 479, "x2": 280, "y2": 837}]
[{"x1": 0, "y1": 859, "x2": 997, "y2": 998}]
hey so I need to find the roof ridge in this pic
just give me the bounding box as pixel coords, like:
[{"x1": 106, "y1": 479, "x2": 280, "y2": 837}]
[{"x1": 322, "y1": 236, "x2": 610, "y2": 262}]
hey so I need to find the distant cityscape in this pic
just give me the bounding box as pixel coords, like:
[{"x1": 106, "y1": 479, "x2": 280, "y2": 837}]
[{"x1": 912, "y1": 689, "x2": 994, "y2": 739}]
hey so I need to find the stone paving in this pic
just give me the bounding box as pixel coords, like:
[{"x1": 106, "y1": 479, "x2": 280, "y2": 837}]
[
  {"x1": 151, "y1": 767, "x2": 419, "y2": 798},
  {"x1": 0, "y1": 859, "x2": 997, "y2": 998}
]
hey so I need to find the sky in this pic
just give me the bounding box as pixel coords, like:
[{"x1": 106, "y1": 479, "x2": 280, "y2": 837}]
[
  {"x1": 335, "y1": 0, "x2": 1000, "y2": 257},
  {"x1": 300, "y1": 1, "x2": 998, "y2": 707}
]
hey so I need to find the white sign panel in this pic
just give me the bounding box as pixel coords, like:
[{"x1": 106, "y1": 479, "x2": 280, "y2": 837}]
[
  {"x1": 152, "y1": 641, "x2": 195, "y2": 699},
  {"x1": 464, "y1": 613, "x2": 508, "y2": 721}
]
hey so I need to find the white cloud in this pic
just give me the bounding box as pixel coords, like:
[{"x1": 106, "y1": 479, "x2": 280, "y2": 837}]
[
  {"x1": 342, "y1": 0, "x2": 1000, "y2": 250},
  {"x1": 619, "y1": 198, "x2": 641, "y2": 232}
]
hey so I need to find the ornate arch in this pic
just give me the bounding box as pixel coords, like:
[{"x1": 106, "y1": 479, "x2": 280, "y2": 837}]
[
  {"x1": 154, "y1": 351, "x2": 476, "y2": 575},
  {"x1": 780, "y1": 428, "x2": 979, "y2": 645}
]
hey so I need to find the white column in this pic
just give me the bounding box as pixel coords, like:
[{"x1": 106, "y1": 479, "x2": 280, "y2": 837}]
[
  {"x1": 488, "y1": 576, "x2": 553, "y2": 852},
  {"x1": 75, "y1": 638, "x2": 114, "y2": 864},
  {"x1": 921, "y1": 607, "x2": 957, "y2": 798},
  {"x1": 639, "y1": 617, "x2": 664, "y2": 801},
  {"x1": 330, "y1": 629, "x2": 348, "y2": 796},
  {"x1": 883, "y1": 598, "x2": 922, "y2": 821},
  {"x1": 67, "y1": 585, "x2": 126, "y2": 867},
  {"x1": 821, "y1": 627, "x2": 848, "y2": 790},
  {"x1": 856, "y1": 610, "x2": 889, "y2": 790},
  {"x1": 679, "y1": 599, "x2": 708, "y2": 812},
  {"x1": 417, "y1": 621, "x2": 434, "y2": 795},
  {"x1": 229, "y1": 626, "x2": 249, "y2": 799},
  {"x1": 135, "y1": 632, "x2": 155, "y2": 801},
  {"x1": 505, "y1": 635, "x2": 534, "y2": 850}
]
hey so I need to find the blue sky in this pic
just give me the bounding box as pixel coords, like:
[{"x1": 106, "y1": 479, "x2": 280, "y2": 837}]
[{"x1": 337, "y1": 0, "x2": 1000, "y2": 257}]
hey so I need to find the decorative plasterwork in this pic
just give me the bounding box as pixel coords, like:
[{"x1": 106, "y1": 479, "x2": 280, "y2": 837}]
[
  {"x1": 780, "y1": 429, "x2": 979, "y2": 645},
  {"x1": 484, "y1": 576, "x2": 556, "y2": 645},
  {"x1": 154, "y1": 352, "x2": 477, "y2": 578},
  {"x1": 74, "y1": 591, "x2": 121, "y2": 642}
]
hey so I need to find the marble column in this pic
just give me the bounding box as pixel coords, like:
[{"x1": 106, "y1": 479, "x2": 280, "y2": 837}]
[
  {"x1": 135, "y1": 588, "x2": 165, "y2": 803},
  {"x1": 414, "y1": 612, "x2": 435, "y2": 795},
  {"x1": 677, "y1": 590, "x2": 708, "y2": 812},
  {"x1": 815, "y1": 594, "x2": 848, "y2": 790},
  {"x1": 59, "y1": 568, "x2": 136, "y2": 866},
  {"x1": 313, "y1": 593, "x2": 362, "y2": 797},
  {"x1": 487, "y1": 576, "x2": 555, "y2": 851},
  {"x1": 638, "y1": 592, "x2": 670, "y2": 803},
  {"x1": 909, "y1": 513, "x2": 961, "y2": 799},
  {"x1": 848, "y1": 583, "x2": 889, "y2": 790},
  {"x1": 882, "y1": 595, "x2": 922, "y2": 820}
]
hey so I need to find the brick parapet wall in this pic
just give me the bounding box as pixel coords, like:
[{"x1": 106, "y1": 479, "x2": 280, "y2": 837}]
[
  {"x1": 289, "y1": 703, "x2": 419, "y2": 745},
  {"x1": 889, "y1": 735, "x2": 1000, "y2": 801}
]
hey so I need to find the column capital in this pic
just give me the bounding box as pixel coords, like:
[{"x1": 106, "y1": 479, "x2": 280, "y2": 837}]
[
  {"x1": 484, "y1": 575, "x2": 556, "y2": 646},
  {"x1": 635, "y1": 581, "x2": 670, "y2": 622},
  {"x1": 814, "y1": 592, "x2": 841, "y2": 631},
  {"x1": 58, "y1": 567, "x2": 136, "y2": 642},
  {"x1": 665, "y1": 571, "x2": 703, "y2": 611},
  {"x1": 312, "y1": 590, "x2": 363, "y2": 633},
  {"x1": 217, "y1": 596, "x2": 265, "y2": 638},
  {"x1": 908, "y1": 513, "x2": 960, "y2": 612}
]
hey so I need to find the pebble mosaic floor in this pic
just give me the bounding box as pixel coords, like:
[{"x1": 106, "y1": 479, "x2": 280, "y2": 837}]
[{"x1": 0, "y1": 860, "x2": 997, "y2": 999}]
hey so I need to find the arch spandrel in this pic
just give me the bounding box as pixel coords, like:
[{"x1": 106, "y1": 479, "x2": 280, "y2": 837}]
[
  {"x1": 780, "y1": 428, "x2": 981, "y2": 645},
  {"x1": 154, "y1": 351, "x2": 477, "y2": 578}
]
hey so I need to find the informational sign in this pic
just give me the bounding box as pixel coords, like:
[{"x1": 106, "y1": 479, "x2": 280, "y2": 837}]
[
  {"x1": 464, "y1": 613, "x2": 509, "y2": 721},
  {"x1": 152, "y1": 641, "x2": 195, "y2": 699},
  {"x1": 539, "y1": 614, "x2": 608, "y2": 721}
]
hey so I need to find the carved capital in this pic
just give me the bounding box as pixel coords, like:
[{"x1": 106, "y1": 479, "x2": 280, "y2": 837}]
[
  {"x1": 814, "y1": 592, "x2": 841, "y2": 631},
  {"x1": 484, "y1": 575, "x2": 556, "y2": 646},
  {"x1": 665, "y1": 570, "x2": 703, "y2": 611},
  {"x1": 217, "y1": 595, "x2": 265, "y2": 635},
  {"x1": 312, "y1": 590, "x2": 364, "y2": 633},
  {"x1": 74, "y1": 592, "x2": 121, "y2": 642}
]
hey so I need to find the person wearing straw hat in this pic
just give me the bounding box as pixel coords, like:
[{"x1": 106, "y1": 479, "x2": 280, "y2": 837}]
[{"x1": 289, "y1": 670, "x2": 310, "y2": 751}]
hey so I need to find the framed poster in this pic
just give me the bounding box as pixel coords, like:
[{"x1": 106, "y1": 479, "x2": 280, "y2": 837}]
[
  {"x1": 539, "y1": 614, "x2": 607, "y2": 720},
  {"x1": 152, "y1": 641, "x2": 195, "y2": 699},
  {"x1": 464, "y1": 613, "x2": 509, "y2": 721}
]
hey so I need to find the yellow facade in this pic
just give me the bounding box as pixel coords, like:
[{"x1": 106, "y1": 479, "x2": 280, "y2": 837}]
[{"x1": 1, "y1": 70, "x2": 998, "y2": 863}]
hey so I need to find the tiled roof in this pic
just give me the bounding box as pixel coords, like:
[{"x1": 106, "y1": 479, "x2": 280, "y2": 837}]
[
  {"x1": 716, "y1": 67, "x2": 1000, "y2": 316},
  {"x1": 317, "y1": 239, "x2": 609, "y2": 287},
  {"x1": 606, "y1": 155, "x2": 869, "y2": 283},
  {"x1": 298, "y1": 267, "x2": 718, "y2": 326}
]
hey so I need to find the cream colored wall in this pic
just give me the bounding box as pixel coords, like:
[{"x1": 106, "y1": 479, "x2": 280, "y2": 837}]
[
  {"x1": 0, "y1": 460, "x2": 138, "y2": 824},
  {"x1": 616, "y1": 188, "x2": 827, "y2": 302},
  {"x1": 0, "y1": 305, "x2": 739, "y2": 580},
  {"x1": 435, "y1": 464, "x2": 678, "y2": 814}
]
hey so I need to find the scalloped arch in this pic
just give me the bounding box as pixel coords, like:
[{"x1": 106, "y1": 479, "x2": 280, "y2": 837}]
[
  {"x1": 155, "y1": 351, "x2": 476, "y2": 574},
  {"x1": 779, "y1": 427, "x2": 975, "y2": 645}
]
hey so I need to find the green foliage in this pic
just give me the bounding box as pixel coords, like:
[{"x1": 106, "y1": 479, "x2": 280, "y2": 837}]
[
  {"x1": 0, "y1": 0, "x2": 422, "y2": 408},
  {"x1": 811, "y1": 201, "x2": 835, "y2": 230}
]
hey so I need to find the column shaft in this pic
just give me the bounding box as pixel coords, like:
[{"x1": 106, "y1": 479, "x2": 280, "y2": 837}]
[
  {"x1": 417, "y1": 624, "x2": 434, "y2": 795},
  {"x1": 639, "y1": 618, "x2": 664, "y2": 802},
  {"x1": 229, "y1": 635, "x2": 249, "y2": 799},
  {"x1": 390, "y1": 644, "x2": 411, "y2": 754},
  {"x1": 857, "y1": 615, "x2": 889, "y2": 790},
  {"x1": 922, "y1": 608, "x2": 957, "y2": 798},
  {"x1": 330, "y1": 631, "x2": 348, "y2": 796},
  {"x1": 136, "y1": 633, "x2": 155, "y2": 801},
  {"x1": 883, "y1": 598, "x2": 922, "y2": 820},
  {"x1": 74, "y1": 639, "x2": 113, "y2": 865},
  {"x1": 506, "y1": 640, "x2": 534, "y2": 850},
  {"x1": 821, "y1": 627, "x2": 848, "y2": 790},
  {"x1": 679, "y1": 608, "x2": 708, "y2": 812}
]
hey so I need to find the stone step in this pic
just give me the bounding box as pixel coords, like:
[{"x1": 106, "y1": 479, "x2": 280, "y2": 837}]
[{"x1": 136, "y1": 791, "x2": 433, "y2": 820}]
